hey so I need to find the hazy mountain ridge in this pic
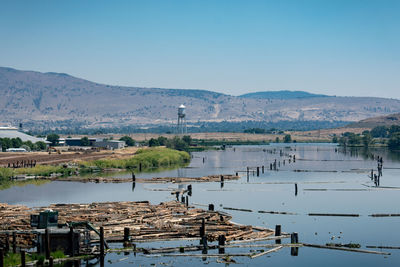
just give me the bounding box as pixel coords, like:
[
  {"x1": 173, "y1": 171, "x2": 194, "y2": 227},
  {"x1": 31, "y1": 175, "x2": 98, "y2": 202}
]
[
  {"x1": 347, "y1": 113, "x2": 400, "y2": 128},
  {"x1": 240, "y1": 90, "x2": 328, "y2": 99},
  {"x1": 1, "y1": 67, "x2": 400, "y2": 129}
]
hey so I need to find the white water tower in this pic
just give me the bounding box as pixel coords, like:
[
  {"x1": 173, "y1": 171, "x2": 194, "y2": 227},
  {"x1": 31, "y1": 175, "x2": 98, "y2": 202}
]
[{"x1": 177, "y1": 104, "x2": 187, "y2": 134}]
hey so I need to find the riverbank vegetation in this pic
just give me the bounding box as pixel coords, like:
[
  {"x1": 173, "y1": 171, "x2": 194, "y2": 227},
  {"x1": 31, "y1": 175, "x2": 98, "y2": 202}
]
[
  {"x1": 336, "y1": 125, "x2": 400, "y2": 150},
  {"x1": 79, "y1": 147, "x2": 190, "y2": 170}
]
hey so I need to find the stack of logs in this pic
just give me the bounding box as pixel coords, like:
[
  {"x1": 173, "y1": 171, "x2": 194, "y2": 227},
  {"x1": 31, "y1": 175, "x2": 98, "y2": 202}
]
[{"x1": 0, "y1": 201, "x2": 273, "y2": 248}]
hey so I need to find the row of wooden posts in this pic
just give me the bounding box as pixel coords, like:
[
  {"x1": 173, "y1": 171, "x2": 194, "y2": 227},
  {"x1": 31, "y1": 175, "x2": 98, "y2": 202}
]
[{"x1": 6, "y1": 160, "x2": 37, "y2": 169}]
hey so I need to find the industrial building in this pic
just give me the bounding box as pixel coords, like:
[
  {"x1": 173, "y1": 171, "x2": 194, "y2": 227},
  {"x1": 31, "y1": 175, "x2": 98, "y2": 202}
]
[
  {"x1": 93, "y1": 140, "x2": 125, "y2": 150},
  {"x1": 0, "y1": 126, "x2": 47, "y2": 143}
]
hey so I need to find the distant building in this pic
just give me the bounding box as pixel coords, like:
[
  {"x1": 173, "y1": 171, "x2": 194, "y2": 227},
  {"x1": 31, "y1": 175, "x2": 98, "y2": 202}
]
[
  {"x1": 0, "y1": 126, "x2": 47, "y2": 143},
  {"x1": 6, "y1": 148, "x2": 27, "y2": 152},
  {"x1": 65, "y1": 138, "x2": 96, "y2": 147},
  {"x1": 93, "y1": 140, "x2": 125, "y2": 150}
]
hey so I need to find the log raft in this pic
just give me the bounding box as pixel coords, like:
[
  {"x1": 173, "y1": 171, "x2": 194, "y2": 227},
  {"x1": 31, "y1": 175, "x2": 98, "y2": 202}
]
[{"x1": 0, "y1": 201, "x2": 273, "y2": 248}]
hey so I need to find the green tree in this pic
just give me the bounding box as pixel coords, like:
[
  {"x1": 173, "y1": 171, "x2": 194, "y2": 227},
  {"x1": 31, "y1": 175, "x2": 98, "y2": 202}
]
[
  {"x1": 388, "y1": 133, "x2": 400, "y2": 150},
  {"x1": 370, "y1": 126, "x2": 388, "y2": 138},
  {"x1": 11, "y1": 137, "x2": 23, "y2": 148},
  {"x1": 47, "y1": 134, "x2": 60, "y2": 146},
  {"x1": 0, "y1": 138, "x2": 12, "y2": 151},
  {"x1": 166, "y1": 136, "x2": 189, "y2": 151},
  {"x1": 120, "y1": 136, "x2": 135, "y2": 146},
  {"x1": 389, "y1": 125, "x2": 400, "y2": 136},
  {"x1": 284, "y1": 134, "x2": 292, "y2": 143},
  {"x1": 23, "y1": 141, "x2": 34, "y2": 150},
  {"x1": 80, "y1": 137, "x2": 90, "y2": 146},
  {"x1": 182, "y1": 135, "x2": 192, "y2": 146},
  {"x1": 35, "y1": 141, "x2": 47, "y2": 151},
  {"x1": 148, "y1": 138, "x2": 160, "y2": 147},
  {"x1": 332, "y1": 136, "x2": 338, "y2": 143},
  {"x1": 362, "y1": 133, "x2": 372, "y2": 147},
  {"x1": 157, "y1": 136, "x2": 168, "y2": 146}
]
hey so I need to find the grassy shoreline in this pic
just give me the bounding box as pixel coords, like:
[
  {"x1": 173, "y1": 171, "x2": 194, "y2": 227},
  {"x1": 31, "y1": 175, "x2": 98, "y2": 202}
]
[{"x1": 0, "y1": 147, "x2": 190, "y2": 189}]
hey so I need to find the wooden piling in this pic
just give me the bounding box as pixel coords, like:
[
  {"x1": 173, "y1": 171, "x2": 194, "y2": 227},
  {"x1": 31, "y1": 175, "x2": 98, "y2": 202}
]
[
  {"x1": 20, "y1": 250, "x2": 26, "y2": 267},
  {"x1": 100, "y1": 226, "x2": 104, "y2": 256},
  {"x1": 0, "y1": 249, "x2": 3, "y2": 267},
  {"x1": 186, "y1": 196, "x2": 189, "y2": 207},
  {"x1": 131, "y1": 172, "x2": 135, "y2": 181},
  {"x1": 175, "y1": 191, "x2": 179, "y2": 201},
  {"x1": 218, "y1": 235, "x2": 226, "y2": 254},
  {"x1": 12, "y1": 231, "x2": 16, "y2": 254},
  {"x1": 291, "y1": 232, "x2": 299, "y2": 243},
  {"x1": 275, "y1": 225, "x2": 281, "y2": 244},
  {"x1": 124, "y1": 227, "x2": 130, "y2": 242},
  {"x1": 295, "y1": 183, "x2": 298, "y2": 196},
  {"x1": 45, "y1": 228, "x2": 50, "y2": 259},
  {"x1": 200, "y1": 218, "x2": 206, "y2": 238},
  {"x1": 69, "y1": 226, "x2": 75, "y2": 256},
  {"x1": 257, "y1": 167, "x2": 260, "y2": 176},
  {"x1": 275, "y1": 225, "x2": 281, "y2": 236},
  {"x1": 5, "y1": 234, "x2": 9, "y2": 253},
  {"x1": 220, "y1": 175, "x2": 224, "y2": 182},
  {"x1": 187, "y1": 184, "x2": 192, "y2": 196},
  {"x1": 208, "y1": 204, "x2": 214, "y2": 211}
]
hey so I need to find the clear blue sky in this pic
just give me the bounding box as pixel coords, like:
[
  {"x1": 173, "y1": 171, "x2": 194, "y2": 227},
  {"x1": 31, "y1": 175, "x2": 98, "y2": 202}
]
[{"x1": 1, "y1": 0, "x2": 399, "y2": 98}]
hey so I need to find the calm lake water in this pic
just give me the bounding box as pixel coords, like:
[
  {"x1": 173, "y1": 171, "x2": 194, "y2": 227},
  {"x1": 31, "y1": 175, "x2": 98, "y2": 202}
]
[{"x1": 2, "y1": 143, "x2": 400, "y2": 266}]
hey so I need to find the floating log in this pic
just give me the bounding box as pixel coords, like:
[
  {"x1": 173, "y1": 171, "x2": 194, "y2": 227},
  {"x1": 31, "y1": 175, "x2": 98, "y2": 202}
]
[
  {"x1": 250, "y1": 245, "x2": 283, "y2": 259},
  {"x1": 369, "y1": 214, "x2": 400, "y2": 217},
  {"x1": 223, "y1": 207, "x2": 253, "y2": 212},
  {"x1": 308, "y1": 213, "x2": 359, "y2": 217},
  {"x1": 303, "y1": 243, "x2": 391, "y2": 255}
]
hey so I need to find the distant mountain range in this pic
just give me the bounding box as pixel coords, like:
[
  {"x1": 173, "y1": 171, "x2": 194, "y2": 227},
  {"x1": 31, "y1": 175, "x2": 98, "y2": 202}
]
[
  {"x1": 240, "y1": 90, "x2": 328, "y2": 99},
  {"x1": 347, "y1": 113, "x2": 400, "y2": 128},
  {"x1": 1, "y1": 66, "x2": 400, "y2": 130}
]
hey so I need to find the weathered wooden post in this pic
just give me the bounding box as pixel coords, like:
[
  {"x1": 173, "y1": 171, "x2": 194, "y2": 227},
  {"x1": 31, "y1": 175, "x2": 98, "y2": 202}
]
[
  {"x1": 186, "y1": 195, "x2": 189, "y2": 207},
  {"x1": 262, "y1": 166, "x2": 264, "y2": 173},
  {"x1": 131, "y1": 172, "x2": 135, "y2": 181},
  {"x1": 181, "y1": 195, "x2": 185, "y2": 204},
  {"x1": 218, "y1": 235, "x2": 226, "y2": 254},
  {"x1": 290, "y1": 232, "x2": 299, "y2": 256},
  {"x1": 257, "y1": 167, "x2": 260, "y2": 176},
  {"x1": 20, "y1": 250, "x2": 26, "y2": 267},
  {"x1": 175, "y1": 191, "x2": 179, "y2": 201},
  {"x1": 45, "y1": 228, "x2": 50, "y2": 259},
  {"x1": 69, "y1": 226, "x2": 75, "y2": 256},
  {"x1": 5, "y1": 233, "x2": 9, "y2": 253},
  {"x1": 247, "y1": 167, "x2": 249, "y2": 176},
  {"x1": 220, "y1": 175, "x2": 224, "y2": 182},
  {"x1": 0, "y1": 249, "x2": 4, "y2": 267},
  {"x1": 187, "y1": 184, "x2": 192, "y2": 196},
  {"x1": 12, "y1": 231, "x2": 17, "y2": 254},
  {"x1": 295, "y1": 183, "x2": 298, "y2": 196},
  {"x1": 275, "y1": 225, "x2": 281, "y2": 244},
  {"x1": 124, "y1": 227, "x2": 130, "y2": 243},
  {"x1": 208, "y1": 204, "x2": 214, "y2": 211},
  {"x1": 202, "y1": 157, "x2": 205, "y2": 163},
  {"x1": 291, "y1": 232, "x2": 298, "y2": 243},
  {"x1": 100, "y1": 226, "x2": 104, "y2": 256},
  {"x1": 200, "y1": 218, "x2": 205, "y2": 238},
  {"x1": 235, "y1": 172, "x2": 238, "y2": 176}
]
